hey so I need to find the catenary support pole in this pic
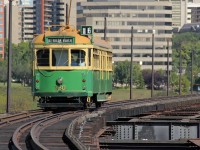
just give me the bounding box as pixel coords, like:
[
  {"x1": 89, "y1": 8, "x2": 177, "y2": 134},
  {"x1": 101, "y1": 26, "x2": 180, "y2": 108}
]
[
  {"x1": 191, "y1": 50, "x2": 194, "y2": 94},
  {"x1": 7, "y1": 0, "x2": 13, "y2": 113},
  {"x1": 130, "y1": 26, "x2": 133, "y2": 99},
  {"x1": 179, "y1": 50, "x2": 182, "y2": 95},
  {"x1": 151, "y1": 32, "x2": 155, "y2": 98},
  {"x1": 167, "y1": 39, "x2": 170, "y2": 96}
]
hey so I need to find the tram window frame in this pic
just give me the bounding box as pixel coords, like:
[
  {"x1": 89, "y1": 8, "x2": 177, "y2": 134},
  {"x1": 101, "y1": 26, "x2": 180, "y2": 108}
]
[
  {"x1": 103, "y1": 51, "x2": 107, "y2": 71},
  {"x1": 107, "y1": 52, "x2": 112, "y2": 70},
  {"x1": 36, "y1": 49, "x2": 50, "y2": 66},
  {"x1": 93, "y1": 49, "x2": 100, "y2": 69},
  {"x1": 52, "y1": 49, "x2": 69, "y2": 66},
  {"x1": 88, "y1": 48, "x2": 91, "y2": 66}
]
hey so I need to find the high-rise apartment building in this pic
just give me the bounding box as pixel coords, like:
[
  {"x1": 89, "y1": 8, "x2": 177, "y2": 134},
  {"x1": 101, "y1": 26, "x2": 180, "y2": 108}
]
[
  {"x1": 188, "y1": 3, "x2": 200, "y2": 23},
  {"x1": 20, "y1": 0, "x2": 33, "y2": 6},
  {"x1": 34, "y1": 0, "x2": 68, "y2": 34},
  {"x1": 5, "y1": 1, "x2": 34, "y2": 44},
  {"x1": 20, "y1": 5, "x2": 34, "y2": 41},
  {"x1": 77, "y1": 0, "x2": 173, "y2": 70},
  {"x1": 170, "y1": 0, "x2": 200, "y2": 31},
  {"x1": 5, "y1": 4, "x2": 21, "y2": 44},
  {"x1": 0, "y1": 0, "x2": 4, "y2": 60}
]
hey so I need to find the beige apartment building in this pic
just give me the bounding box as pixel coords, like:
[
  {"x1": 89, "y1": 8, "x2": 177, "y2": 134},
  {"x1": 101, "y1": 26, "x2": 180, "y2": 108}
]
[
  {"x1": 4, "y1": 1, "x2": 33, "y2": 44},
  {"x1": 77, "y1": 0, "x2": 173, "y2": 70},
  {"x1": 20, "y1": 5, "x2": 34, "y2": 41},
  {"x1": 0, "y1": 0, "x2": 4, "y2": 60},
  {"x1": 5, "y1": 4, "x2": 20, "y2": 44},
  {"x1": 187, "y1": 3, "x2": 200, "y2": 23},
  {"x1": 171, "y1": 0, "x2": 200, "y2": 31}
]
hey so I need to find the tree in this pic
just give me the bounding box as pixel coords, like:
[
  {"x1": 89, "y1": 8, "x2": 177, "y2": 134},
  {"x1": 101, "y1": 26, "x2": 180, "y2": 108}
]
[
  {"x1": 154, "y1": 69, "x2": 165, "y2": 89},
  {"x1": 181, "y1": 75, "x2": 190, "y2": 94},
  {"x1": 114, "y1": 61, "x2": 130, "y2": 86},
  {"x1": 133, "y1": 63, "x2": 144, "y2": 89},
  {"x1": 170, "y1": 72, "x2": 179, "y2": 92},
  {"x1": 170, "y1": 72, "x2": 190, "y2": 94},
  {"x1": 2, "y1": 40, "x2": 32, "y2": 86},
  {"x1": 113, "y1": 61, "x2": 144, "y2": 88},
  {"x1": 172, "y1": 32, "x2": 200, "y2": 73},
  {"x1": 142, "y1": 69, "x2": 152, "y2": 88},
  {"x1": 0, "y1": 60, "x2": 7, "y2": 84},
  {"x1": 142, "y1": 69, "x2": 166, "y2": 90}
]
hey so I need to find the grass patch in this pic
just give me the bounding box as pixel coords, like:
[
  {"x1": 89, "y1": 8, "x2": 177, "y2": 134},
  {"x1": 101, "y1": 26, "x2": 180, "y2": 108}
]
[
  {"x1": 0, "y1": 82, "x2": 175, "y2": 113},
  {"x1": 111, "y1": 87, "x2": 172, "y2": 101},
  {"x1": 0, "y1": 83, "x2": 38, "y2": 113}
]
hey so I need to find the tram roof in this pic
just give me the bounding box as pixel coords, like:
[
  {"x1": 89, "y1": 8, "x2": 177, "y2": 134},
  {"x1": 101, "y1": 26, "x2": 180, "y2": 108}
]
[{"x1": 33, "y1": 26, "x2": 112, "y2": 50}]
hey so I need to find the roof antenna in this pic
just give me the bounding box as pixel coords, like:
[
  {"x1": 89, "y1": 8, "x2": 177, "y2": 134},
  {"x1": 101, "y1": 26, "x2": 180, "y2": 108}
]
[{"x1": 67, "y1": 0, "x2": 72, "y2": 26}]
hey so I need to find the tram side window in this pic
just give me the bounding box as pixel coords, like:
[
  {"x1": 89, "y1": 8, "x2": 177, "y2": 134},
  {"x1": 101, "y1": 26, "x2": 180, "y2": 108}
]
[
  {"x1": 93, "y1": 49, "x2": 99, "y2": 69},
  {"x1": 36, "y1": 49, "x2": 49, "y2": 66},
  {"x1": 71, "y1": 49, "x2": 86, "y2": 66},
  {"x1": 52, "y1": 49, "x2": 68, "y2": 66},
  {"x1": 108, "y1": 52, "x2": 112, "y2": 70}
]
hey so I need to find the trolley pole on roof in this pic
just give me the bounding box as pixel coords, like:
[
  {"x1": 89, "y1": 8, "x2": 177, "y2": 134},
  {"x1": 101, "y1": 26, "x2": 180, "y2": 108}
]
[
  {"x1": 104, "y1": 17, "x2": 107, "y2": 40},
  {"x1": 67, "y1": 0, "x2": 72, "y2": 25},
  {"x1": 151, "y1": 31, "x2": 155, "y2": 98},
  {"x1": 130, "y1": 26, "x2": 133, "y2": 100},
  {"x1": 7, "y1": 0, "x2": 13, "y2": 113},
  {"x1": 66, "y1": 3, "x2": 68, "y2": 25}
]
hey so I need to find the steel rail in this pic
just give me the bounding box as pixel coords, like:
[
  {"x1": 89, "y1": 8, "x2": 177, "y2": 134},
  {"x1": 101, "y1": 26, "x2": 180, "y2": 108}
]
[
  {"x1": 29, "y1": 111, "x2": 85, "y2": 150},
  {"x1": 0, "y1": 109, "x2": 47, "y2": 128},
  {"x1": 105, "y1": 94, "x2": 200, "y2": 106},
  {"x1": 10, "y1": 116, "x2": 49, "y2": 150}
]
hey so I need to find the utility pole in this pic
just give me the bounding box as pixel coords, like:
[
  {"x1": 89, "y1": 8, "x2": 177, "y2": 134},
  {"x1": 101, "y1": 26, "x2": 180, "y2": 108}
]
[
  {"x1": 130, "y1": 26, "x2": 133, "y2": 99},
  {"x1": 7, "y1": 0, "x2": 13, "y2": 113},
  {"x1": 167, "y1": 39, "x2": 170, "y2": 96},
  {"x1": 191, "y1": 50, "x2": 194, "y2": 94},
  {"x1": 179, "y1": 50, "x2": 182, "y2": 95},
  {"x1": 151, "y1": 31, "x2": 155, "y2": 98},
  {"x1": 104, "y1": 17, "x2": 107, "y2": 40}
]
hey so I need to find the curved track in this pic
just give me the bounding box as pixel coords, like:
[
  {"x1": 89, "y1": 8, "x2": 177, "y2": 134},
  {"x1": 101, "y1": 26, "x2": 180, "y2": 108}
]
[
  {"x1": 0, "y1": 110, "x2": 51, "y2": 150},
  {"x1": 1, "y1": 94, "x2": 200, "y2": 150}
]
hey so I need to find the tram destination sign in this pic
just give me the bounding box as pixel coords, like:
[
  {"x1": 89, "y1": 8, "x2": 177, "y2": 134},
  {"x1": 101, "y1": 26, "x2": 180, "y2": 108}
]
[
  {"x1": 81, "y1": 26, "x2": 93, "y2": 35},
  {"x1": 45, "y1": 36, "x2": 75, "y2": 44}
]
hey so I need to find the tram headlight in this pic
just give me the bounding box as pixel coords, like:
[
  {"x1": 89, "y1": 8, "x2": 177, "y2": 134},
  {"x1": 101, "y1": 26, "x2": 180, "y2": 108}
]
[{"x1": 57, "y1": 77, "x2": 63, "y2": 85}]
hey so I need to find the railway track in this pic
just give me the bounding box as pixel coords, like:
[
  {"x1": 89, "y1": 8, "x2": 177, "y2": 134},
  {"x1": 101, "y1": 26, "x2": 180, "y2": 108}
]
[
  {"x1": 1, "y1": 94, "x2": 200, "y2": 150},
  {"x1": 0, "y1": 110, "x2": 52, "y2": 150}
]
